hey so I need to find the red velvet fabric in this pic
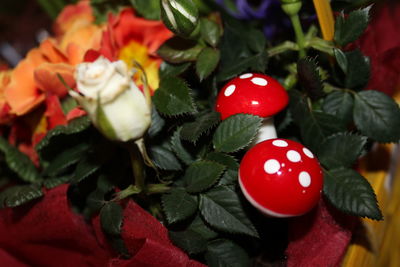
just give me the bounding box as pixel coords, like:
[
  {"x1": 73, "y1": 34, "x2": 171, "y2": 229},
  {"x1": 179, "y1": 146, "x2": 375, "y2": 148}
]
[
  {"x1": 0, "y1": 185, "x2": 204, "y2": 267},
  {"x1": 354, "y1": 3, "x2": 400, "y2": 96},
  {"x1": 285, "y1": 200, "x2": 357, "y2": 267}
]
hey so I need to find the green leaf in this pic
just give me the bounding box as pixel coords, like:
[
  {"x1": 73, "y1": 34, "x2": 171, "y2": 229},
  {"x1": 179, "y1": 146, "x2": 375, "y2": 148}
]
[
  {"x1": 157, "y1": 38, "x2": 203, "y2": 63},
  {"x1": 148, "y1": 105, "x2": 166, "y2": 138},
  {"x1": 36, "y1": 116, "x2": 91, "y2": 158},
  {"x1": 200, "y1": 18, "x2": 221, "y2": 47},
  {"x1": 71, "y1": 154, "x2": 101, "y2": 184},
  {"x1": 149, "y1": 146, "x2": 182, "y2": 171},
  {"x1": 43, "y1": 174, "x2": 72, "y2": 189},
  {"x1": 0, "y1": 185, "x2": 43, "y2": 208},
  {"x1": 100, "y1": 201, "x2": 130, "y2": 257},
  {"x1": 217, "y1": 51, "x2": 268, "y2": 82},
  {"x1": 205, "y1": 152, "x2": 239, "y2": 186},
  {"x1": 196, "y1": 47, "x2": 220, "y2": 81},
  {"x1": 297, "y1": 57, "x2": 324, "y2": 100},
  {"x1": 162, "y1": 188, "x2": 198, "y2": 224},
  {"x1": 323, "y1": 168, "x2": 382, "y2": 220},
  {"x1": 159, "y1": 62, "x2": 191, "y2": 79},
  {"x1": 205, "y1": 239, "x2": 250, "y2": 267},
  {"x1": 318, "y1": 133, "x2": 367, "y2": 169},
  {"x1": 180, "y1": 111, "x2": 221, "y2": 143},
  {"x1": 344, "y1": 50, "x2": 370, "y2": 89},
  {"x1": 184, "y1": 161, "x2": 225, "y2": 193},
  {"x1": 213, "y1": 114, "x2": 262, "y2": 153},
  {"x1": 334, "y1": 6, "x2": 371, "y2": 46},
  {"x1": 129, "y1": 0, "x2": 160, "y2": 20},
  {"x1": 323, "y1": 91, "x2": 354, "y2": 124},
  {"x1": 353, "y1": 90, "x2": 400, "y2": 142},
  {"x1": 169, "y1": 230, "x2": 207, "y2": 255},
  {"x1": 188, "y1": 214, "x2": 218, "y2": 240},
  {"x1": 199, "y1": 186, "x2": 258, "y2": 238},
  {"x1": 90, "y1": 0, "x2": 123, "y2": 23},
  {"x1": 218, "y1": 16, "x2": 266, "y2": 81},
  {"x1": 246, "y1": 28, "x2": 266, "y2": 53},
  {"x1": 288, "y1": 90, "x2": 309, "y2": 124},
  {"x1": 333, "y1": 48, "x2": 348, "y2": 73},
  {"x1": 83, "y1": 188, "x2": 107, "y2": 218},
  {"x1": 153, "y1": 76, "x2": 196, "y2": 116},
  {"x1": 171, "y1": 128, "x2": 194, "y2": 165},
  {"x1": 300, "y1": 111, "x2": 346, "y2": 152},
  {"x1": 0, "y1": 137, "x2": 41, "y2": 183},
  {"x1": 100, "y1": 202, "x2": 124, "y2": 237},
  {"x1": 43, "y1": 142, "x2": 90, "y2": 177},
  {"x1": 205, "y1": 152, "x2": 238, "y2": 170}
]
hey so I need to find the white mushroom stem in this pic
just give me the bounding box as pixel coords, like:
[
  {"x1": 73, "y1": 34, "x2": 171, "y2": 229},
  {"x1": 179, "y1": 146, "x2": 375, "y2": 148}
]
[{"x1": 252, "y1": 117, "x2": 277, "y2": 145}]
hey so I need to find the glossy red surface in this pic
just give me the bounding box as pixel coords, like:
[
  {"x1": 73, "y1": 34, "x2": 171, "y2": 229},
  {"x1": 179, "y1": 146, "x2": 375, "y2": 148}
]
[
  {"x1": 239, "y1": 139, "x2": 323, "y2": 216},
  {"x1": 215, "y1": 73, "x2": 289, "y2": 120}
]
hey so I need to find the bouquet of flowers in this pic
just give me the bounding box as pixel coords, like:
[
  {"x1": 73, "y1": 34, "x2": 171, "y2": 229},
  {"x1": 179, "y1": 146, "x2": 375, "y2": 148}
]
[{"x1": 0, "y1": 0, "x2": 399, "y2": 266}]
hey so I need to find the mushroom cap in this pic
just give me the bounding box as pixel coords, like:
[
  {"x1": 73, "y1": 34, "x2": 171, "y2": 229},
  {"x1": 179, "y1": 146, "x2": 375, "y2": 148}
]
[
  {"x1": 239, "y1": 139, "x2": 323, "y2": 217},
  {"x1": 215, "y1": 73, "x2": 289, "y2": 120}
]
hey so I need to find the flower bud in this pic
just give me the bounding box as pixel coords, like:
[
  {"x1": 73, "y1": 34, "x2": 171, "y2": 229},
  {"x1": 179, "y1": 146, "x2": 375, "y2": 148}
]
[
  {"x1": 280, "y1": 0, "x2": 302, "y2": 16},
  {"x1": 70, "y1": 56, "x2": 151, "y2": 142},
  {"x1": 160, "y1": 0, "x2": 199, "y2": 37}
]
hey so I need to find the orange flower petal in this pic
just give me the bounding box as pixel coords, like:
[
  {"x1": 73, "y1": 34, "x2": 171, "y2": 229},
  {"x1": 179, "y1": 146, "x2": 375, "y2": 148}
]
[
  {"x1": 103, "y1": 8, "x2": 172, "y2": 56},
  {"x1": 4, "y1": 49, "x2": 47, "y2": 115},
  {"x1": 54, "y1": 0, "x2": 94, "y2": 36},
  {"x1": 39, "y1": 39, "x2": 68, "y2": 64},
  {"x1": 34, "y1": 63, "x2": 75, "y2": 97},
  {"x1": 60, "y1": 24, "x2": 102, "y2": 56}
]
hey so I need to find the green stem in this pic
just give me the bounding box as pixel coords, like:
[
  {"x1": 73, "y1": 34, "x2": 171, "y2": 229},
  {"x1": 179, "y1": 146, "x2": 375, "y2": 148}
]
[
  {"x1": 280, "y1": 0, "x2": 306, "y2": 58},
  {"x1": 267, "y1": 41, "x2": 298, "y2": 57},
  {"x1": 308, "y1": 37, "x2": 334, "y2": 56},
  {"x1": 112, "y1": 185, "x2": 142, "y2": 201},
  {"x1": 129, "y1": 143, "x2": 145, "y2": 191},
  {"x1": 147, "y1": 183, "x2": 171, "y2": 195},
  {"x1": 323, "y1": 83, "x2": 355, "y2": 95},
  {"x1": 290, "y1": 14, "x2": 306, "y2": 58}
]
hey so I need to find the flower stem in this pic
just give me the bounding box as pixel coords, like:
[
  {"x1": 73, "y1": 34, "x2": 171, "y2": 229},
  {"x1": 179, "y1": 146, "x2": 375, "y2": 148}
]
[
  {"x1": 130, "y1": 142, "x2": 145, "y2": 191},
  {"x1": 290, "y1": 15, "x2": 306, "y2": 58},
  {"x1": 112, "y1": 185, "x2": 142, "y2": 201},
  {"x1": 267, "y1": 41, "x2": 298, "y2": 57},
  {"x1": 281, "y1": 0, "x2": 306, "y2": 58}
]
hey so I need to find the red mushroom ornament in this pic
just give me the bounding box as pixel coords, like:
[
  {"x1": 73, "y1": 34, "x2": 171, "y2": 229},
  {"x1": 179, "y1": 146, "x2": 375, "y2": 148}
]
[
  {"x1": 216, "y1": 73, "x2": 288, "y2": 144},
  {"x1": 239, "y1": 139, "x2": 323, "y2": 217}
]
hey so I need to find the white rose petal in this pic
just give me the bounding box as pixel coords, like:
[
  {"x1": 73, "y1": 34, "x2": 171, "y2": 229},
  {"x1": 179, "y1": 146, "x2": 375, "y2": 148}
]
[{"x1": 71, "y1": 56, "x2": 151, "y2": 142}]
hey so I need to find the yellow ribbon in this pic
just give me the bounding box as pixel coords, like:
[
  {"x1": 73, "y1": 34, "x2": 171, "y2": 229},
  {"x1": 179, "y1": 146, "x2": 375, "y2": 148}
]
[{"x1": 313, "y1": 0, "x2": 335, "y2": 41}]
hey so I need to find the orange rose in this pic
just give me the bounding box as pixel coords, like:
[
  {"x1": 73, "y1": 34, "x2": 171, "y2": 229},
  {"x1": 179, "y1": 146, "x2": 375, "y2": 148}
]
[
  {"x1": 4, "y1": 1, "x2": 102, "y2": 116},
  {"x1": 99, "y1": 8, "x2": 173, "y2": 90}
]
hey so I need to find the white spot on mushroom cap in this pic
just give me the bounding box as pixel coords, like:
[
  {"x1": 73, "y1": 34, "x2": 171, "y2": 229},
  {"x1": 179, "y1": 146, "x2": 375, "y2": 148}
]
[
  {"x1": 287, "y1": 150, "x2": 301, "y2": 162},
  {"x1": 303, "y1": 148, "x2": 314, "y2": 158},
  {"x1": 272, "y1": 140, "x2": 288, "y2": 147},
  {"x1": 299, "y1": 171, "x2": 311, "y2": 187},
  {"x1": 240, "y1": 73, "x2": 253, "y2": 79},
  {"x1": 264, "y1": 159, "x2": 280, "y2": 174},
  {"x1": 251, "y1": 77, "x2": 268, "y2": 86},
  {"x1": 224, "y1": 85, "x2": 236, "y2": 97}
]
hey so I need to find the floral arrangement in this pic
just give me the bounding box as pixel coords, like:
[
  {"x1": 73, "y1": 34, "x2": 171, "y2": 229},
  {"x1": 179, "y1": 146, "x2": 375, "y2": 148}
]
[{"x1": 0, "y1": 0, "x2": 400, "y2": 266}]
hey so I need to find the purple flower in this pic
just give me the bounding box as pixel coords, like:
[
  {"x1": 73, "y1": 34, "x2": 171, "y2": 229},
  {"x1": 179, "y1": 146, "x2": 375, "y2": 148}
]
[
  {"x1": 215, "y1": 0, "x2": 288, "y2": 38},
  {"x1": 216, "y1": 0, "x2": 279, "y2": 19}
]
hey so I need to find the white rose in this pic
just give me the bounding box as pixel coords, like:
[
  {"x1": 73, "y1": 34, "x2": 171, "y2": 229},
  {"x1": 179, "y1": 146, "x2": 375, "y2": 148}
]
[{"x1": 70, "y1": 56, "x2": 151, "y2": 142}]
